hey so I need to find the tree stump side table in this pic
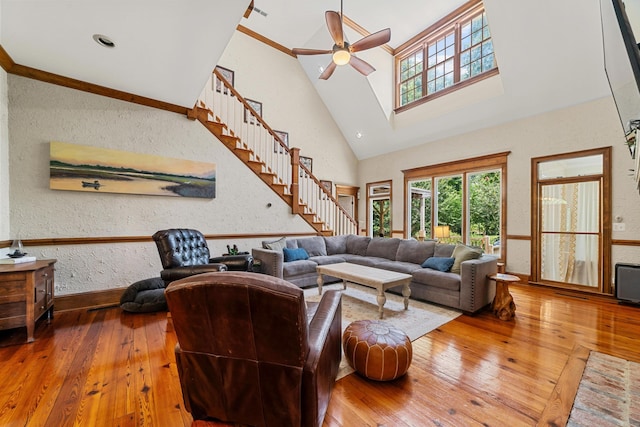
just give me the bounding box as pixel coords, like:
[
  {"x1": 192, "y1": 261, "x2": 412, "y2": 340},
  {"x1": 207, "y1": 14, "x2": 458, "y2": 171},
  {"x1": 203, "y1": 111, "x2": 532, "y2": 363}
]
[{"x1": 489, "y1": 273, "x2": 518, "y2": 320}]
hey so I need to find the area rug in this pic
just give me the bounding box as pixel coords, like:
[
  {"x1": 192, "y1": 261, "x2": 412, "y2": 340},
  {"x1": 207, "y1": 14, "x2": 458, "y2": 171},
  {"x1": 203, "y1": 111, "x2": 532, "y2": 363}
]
[
  {"x1": 304, "y1": 282, "x2": 461, "y2": 379},
  {"x1": 539, "y1": 345, "x2": 640, "y2": 426},
  {"x1": 567, "y1": 350, "x2": 640, "y2": 426}
]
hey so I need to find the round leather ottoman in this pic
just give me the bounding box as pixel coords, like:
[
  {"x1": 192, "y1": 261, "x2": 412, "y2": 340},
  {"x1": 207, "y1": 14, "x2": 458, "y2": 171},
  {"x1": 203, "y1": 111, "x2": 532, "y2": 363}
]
[{"x1": 342, "y1": 320, "x2": 412, "y2": 381}]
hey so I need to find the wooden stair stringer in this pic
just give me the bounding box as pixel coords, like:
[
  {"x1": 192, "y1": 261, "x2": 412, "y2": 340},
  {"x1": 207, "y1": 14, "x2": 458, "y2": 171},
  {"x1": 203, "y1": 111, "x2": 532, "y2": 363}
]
[{"x1": 194, "y1": 109, "x2": 332, "y2": 233}]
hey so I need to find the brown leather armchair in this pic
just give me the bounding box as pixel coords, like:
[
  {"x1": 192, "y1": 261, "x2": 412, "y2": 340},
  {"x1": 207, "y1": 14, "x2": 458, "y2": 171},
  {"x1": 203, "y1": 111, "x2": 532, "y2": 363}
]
[{"x1": 165, "y1": 271, "x2": 342, "y2": 427}]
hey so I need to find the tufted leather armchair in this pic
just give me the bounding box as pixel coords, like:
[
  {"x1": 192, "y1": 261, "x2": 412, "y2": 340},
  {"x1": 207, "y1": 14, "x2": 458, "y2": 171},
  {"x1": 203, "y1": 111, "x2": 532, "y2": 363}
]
[
  {"x1": 165, "y1": 271, "x2": 342, "y2": 427},
  {"x1": 152, "y1": 229, "x2": 230, "y2": 283}
]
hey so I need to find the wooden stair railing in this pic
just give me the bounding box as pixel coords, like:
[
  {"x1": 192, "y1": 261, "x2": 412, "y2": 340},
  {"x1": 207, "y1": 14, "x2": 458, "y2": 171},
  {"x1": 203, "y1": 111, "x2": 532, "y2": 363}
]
[{"x1": 193, "y1": 69, "x2": 357, "y2": 236}]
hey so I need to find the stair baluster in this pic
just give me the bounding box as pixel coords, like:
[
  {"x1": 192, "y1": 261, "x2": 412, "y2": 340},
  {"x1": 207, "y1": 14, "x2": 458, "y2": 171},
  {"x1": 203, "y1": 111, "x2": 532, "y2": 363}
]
[{"x1": 195, "y1": 69, "x2": 357, "y2": 235}]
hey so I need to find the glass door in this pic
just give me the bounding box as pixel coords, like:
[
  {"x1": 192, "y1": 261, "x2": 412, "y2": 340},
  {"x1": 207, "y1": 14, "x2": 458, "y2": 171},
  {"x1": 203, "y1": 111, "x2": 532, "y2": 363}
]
[
  {"x1": 540, "y1": 180, "x2": 601, "y2": 288},
  {"x1": 532, "y1": 149, "x2": 610, "y2": 293}
]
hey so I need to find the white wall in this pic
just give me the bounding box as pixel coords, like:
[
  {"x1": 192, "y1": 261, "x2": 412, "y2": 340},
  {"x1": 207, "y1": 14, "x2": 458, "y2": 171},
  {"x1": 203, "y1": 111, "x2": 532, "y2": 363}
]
[
  {"x1": 0, "y1": 67, "x2": 8, "y2": 241},
  {"x1": 217, "y1": 31, "x2": 359, "y2": 187},
  {"x1": 359, "y1": 96, "x2": 640, "y2": 283}
]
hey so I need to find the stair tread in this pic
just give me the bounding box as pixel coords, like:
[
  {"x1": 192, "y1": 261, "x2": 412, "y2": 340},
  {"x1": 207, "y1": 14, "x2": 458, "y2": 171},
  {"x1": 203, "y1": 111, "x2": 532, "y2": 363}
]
[{"x1": 195, "y1": 96, "x2": 356, "y2": 235}]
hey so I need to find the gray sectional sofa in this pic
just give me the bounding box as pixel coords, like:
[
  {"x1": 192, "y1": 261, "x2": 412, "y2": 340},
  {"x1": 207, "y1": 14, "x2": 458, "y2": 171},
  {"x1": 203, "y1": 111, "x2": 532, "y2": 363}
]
[{"x1": 252, "y1": 234, "x2": 498, "y2": 314}]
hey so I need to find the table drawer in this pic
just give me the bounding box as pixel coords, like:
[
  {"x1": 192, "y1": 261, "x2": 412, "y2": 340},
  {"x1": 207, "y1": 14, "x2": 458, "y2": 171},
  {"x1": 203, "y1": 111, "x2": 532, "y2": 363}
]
[
  {"x1": 0, "y1": 301, "x2": 26, "y2": 319},
  {"x1": 0, "y1": 280, "x2": 26, "y2": 304}
]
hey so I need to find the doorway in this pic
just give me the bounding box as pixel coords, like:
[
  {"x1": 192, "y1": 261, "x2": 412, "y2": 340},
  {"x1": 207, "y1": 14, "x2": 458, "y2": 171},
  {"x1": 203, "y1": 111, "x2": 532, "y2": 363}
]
[
  {"x1": 531, "y1": 148, "x2": 611, "y2": 293},
  {"x1": 367, "y1": 181, "x2": 391, "y2": 237}
]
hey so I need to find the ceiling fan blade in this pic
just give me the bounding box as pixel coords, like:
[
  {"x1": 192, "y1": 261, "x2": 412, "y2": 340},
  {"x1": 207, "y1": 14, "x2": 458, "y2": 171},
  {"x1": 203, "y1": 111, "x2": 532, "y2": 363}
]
[
  {"x1": 292, "y1": 48, "x2": 332, "y2": 56},
  {"x1": 349, "y1": 56, "x2": 376, "y2": 76},
  {"x1": 326, "y1": 11, "x2": 344, "y2": 46},
  {"x1": 319, "y1": 61, "x2": 337, "y2": 80},
  {"x1": 350, "y1": 28, "x2": 391, "y2": 53}
]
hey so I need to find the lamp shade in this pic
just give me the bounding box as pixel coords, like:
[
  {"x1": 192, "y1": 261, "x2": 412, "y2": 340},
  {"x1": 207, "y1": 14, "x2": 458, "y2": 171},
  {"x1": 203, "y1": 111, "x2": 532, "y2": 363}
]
[{"x1": 434, "y1": 225, "x2": 450, "y2": 239}]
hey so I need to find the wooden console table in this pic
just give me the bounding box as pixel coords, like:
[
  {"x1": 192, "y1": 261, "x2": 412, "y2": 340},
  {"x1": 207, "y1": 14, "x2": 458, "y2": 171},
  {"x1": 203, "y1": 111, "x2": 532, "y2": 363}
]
[
  {"x1": 489, "y1": 273, "x2": 518, "y2": 321},
  {"x1": 0, "y1": 259, "x2": 56, "y2": 342}
]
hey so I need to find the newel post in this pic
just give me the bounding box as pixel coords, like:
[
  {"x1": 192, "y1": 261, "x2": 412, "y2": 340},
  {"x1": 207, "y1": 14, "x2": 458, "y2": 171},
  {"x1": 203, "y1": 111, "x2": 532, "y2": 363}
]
[{"x1": 290, "y1": 147, "x2": 301, "y2": 215}]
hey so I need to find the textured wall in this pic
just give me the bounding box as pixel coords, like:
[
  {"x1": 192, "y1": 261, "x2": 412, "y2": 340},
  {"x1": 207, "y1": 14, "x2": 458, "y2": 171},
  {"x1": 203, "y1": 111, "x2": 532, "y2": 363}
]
[
  {"x1": 8, "y1": 75, "x2": 316, "y2": 294},
  {"x1": 358, "y1": 97, "x2": 640, "y2": 281},
  {"x1": 0, "y1": 68, "x2": 8, "y2": 240}
]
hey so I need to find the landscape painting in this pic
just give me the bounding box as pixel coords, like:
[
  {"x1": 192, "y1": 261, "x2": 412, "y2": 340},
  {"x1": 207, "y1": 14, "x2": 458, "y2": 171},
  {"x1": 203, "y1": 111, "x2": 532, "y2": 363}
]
[{"x1": 50, "y1": 141, "x2": 216, "y2": 199}]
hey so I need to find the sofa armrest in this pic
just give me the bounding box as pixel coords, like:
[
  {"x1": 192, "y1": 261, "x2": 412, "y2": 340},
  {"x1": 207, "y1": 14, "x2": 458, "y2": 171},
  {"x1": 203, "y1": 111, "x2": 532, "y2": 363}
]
[
  {"x1": 160, "y1": 263, "x2": 227, "y2": 283},
  {"x1": 459, "y1": 255, "x2": 498, "y2": 313},
  {"x1": 303, "y1": 290, "x2": 342, "y2": 427},
  {"x1": 252, "y1": 247, "x2": 284, "y2": 278}
]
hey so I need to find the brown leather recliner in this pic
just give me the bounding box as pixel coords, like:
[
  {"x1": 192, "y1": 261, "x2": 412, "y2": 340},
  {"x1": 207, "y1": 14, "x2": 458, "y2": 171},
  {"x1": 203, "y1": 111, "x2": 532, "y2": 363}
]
[
  {"x1": 153, "y1": 229, "x2": 252, "y2": 283},
  {"x1": 165, "y1": 271, "x2": 342, "y2": 427}
]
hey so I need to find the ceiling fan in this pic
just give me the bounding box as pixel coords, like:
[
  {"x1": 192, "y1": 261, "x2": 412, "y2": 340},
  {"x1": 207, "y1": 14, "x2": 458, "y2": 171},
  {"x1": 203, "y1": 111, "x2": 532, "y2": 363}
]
[{"x1": 292, "y1": 1, "x2": 391, "y2": 80}]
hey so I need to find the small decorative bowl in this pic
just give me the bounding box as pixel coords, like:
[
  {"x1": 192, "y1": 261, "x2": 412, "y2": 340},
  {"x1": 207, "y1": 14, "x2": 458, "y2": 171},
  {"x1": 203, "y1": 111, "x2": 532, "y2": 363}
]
[{"x1": 8, "y1": 251, "x2": 27, "y2": 258}]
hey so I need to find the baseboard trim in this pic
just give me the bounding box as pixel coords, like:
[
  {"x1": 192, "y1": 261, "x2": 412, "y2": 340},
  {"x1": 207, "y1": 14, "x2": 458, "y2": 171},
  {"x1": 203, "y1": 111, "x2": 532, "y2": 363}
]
[{"x1": 55, "y1": 287, "x2": 126, "y2": 312}]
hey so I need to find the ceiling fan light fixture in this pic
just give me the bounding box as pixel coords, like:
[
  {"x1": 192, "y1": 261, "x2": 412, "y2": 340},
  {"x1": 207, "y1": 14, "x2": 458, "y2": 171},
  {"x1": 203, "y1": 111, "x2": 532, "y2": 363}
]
[{"x1": 332, "y1": 47, "x2": 351, "y2": 66}]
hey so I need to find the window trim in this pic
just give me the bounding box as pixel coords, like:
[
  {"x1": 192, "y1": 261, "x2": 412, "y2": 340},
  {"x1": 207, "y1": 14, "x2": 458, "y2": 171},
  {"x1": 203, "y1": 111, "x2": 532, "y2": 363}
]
[
  {"x1": 530, "y1": 147, "x2": 612, "y2": 294},
  {"x1": 402, "y1": 151, "x2": 509, "y2": 261},
  {"x1": 394, "y1": 0, "x2": 498, "y2": 112}
]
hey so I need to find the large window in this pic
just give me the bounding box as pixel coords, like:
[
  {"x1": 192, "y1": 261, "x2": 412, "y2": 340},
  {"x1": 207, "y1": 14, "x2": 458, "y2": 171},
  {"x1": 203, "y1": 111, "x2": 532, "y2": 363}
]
[
  {"x1": 404, "y1": 152, "x2": 508, "y2": 259},
  {"x1": 396, "y1": 0, "x2": 498, "y2": 109}
]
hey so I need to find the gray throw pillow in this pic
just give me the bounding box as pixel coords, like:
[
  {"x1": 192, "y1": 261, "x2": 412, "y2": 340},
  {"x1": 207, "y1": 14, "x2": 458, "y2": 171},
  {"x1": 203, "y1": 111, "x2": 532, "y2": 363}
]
[{"x1": 262, "y1": 237, "x2": 286, "y2": 251}]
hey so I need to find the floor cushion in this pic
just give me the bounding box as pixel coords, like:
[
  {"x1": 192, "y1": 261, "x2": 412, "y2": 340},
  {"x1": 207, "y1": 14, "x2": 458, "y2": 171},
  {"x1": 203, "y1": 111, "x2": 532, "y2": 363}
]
[{"x1": 120, "y1": 277, "x2": 167, "y2": 313}]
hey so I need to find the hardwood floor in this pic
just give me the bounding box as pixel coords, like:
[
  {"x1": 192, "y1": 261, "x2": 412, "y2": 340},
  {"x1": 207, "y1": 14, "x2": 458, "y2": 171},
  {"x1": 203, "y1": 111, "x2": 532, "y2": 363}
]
[{"x1": 0, "y1": 283, "x2": 639, "y2": 427}]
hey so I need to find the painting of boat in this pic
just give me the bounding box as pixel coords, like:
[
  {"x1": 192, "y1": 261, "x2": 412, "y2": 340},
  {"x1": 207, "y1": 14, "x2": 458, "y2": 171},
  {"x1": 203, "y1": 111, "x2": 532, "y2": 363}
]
[
  {"x1": 50, "y1": 141, "x2": 216, "y2": 198},
  {"x1": 82, "y1": 180, "x2": 102, "y2": 190}
]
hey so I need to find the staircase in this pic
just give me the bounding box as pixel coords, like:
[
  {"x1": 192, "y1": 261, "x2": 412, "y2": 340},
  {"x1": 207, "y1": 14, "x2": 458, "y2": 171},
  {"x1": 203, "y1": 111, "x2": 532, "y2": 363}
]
[{"x1": 192, "y1": 69, "x2": 357, "y2": 236}]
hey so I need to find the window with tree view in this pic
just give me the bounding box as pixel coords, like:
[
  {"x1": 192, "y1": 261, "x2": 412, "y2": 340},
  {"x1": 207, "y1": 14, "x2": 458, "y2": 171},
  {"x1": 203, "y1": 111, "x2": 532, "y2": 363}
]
[
  {"x1": 368, "y1": 181, "x2": 392, "y2": 238},
  {"x1": 397, "y1": 1, "x2": 497, "y2": 108},
  {"x1": 404, "y1": 152, "x2": 507, "y2": 259}
]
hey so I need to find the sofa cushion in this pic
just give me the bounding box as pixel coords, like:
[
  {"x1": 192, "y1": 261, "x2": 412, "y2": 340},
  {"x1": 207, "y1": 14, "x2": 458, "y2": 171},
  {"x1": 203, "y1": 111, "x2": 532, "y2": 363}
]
[
  {"x1": 366, "y1": 237, "x2": 401, "y2": 260},
  {"x1": 396, "y1": 239, "x2": 436, "y2": 264},
  {"x1": 324, "y1": 235, "x2": 348, "y2": 255},
  {"x1": 376, "y1": 260, "x2": 422, "y2": 275},
  {"x1": 297, "y1": 236, "x2": 327, "y2": 257},
  {"x1": 411, "y1": 268, "x2": 461, "y2": 292},
  {"x1": 283, "y1": 247, "x2": 309, "y2": 262},
  {"x1": 422, "y1": 256, "x2": 455, "y2": 272},
  {"x1": 347, "y1": 256, "x2": 389, "y2": 267},
  {"x1": 346, "y1": 235, "x2": 371, "y2": 256},
  {"x1": 309, "y1": 255, "x2": 347, "y2": 265},
  {"x1": 434, "y1": 243, "x2": 456, "y2": 258},
  {"x1": 282, "y1": 259, "x2": 318, "y2": 277},
  {"x1": 262, "y1": 237, "x2": 287, "y2": 251},
  {"x1": 451, "y1": 244, "x2": 483, "y2": 274}
]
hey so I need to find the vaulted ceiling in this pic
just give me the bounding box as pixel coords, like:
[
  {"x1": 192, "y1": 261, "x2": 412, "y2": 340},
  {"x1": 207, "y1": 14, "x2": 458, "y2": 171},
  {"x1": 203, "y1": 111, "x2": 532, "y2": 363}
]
[{"x1": 0, "y1": 0, "x2": 616, "y2": 159}]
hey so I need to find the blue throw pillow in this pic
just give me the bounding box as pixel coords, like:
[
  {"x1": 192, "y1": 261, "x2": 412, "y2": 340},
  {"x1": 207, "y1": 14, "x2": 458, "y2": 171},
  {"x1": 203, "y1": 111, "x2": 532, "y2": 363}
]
[
  {"x1": 283, "y1": 247, "x2": 309, "y2": 262},
  {"x1": 421, "y1": 256, "x2": 455, "y2": 272}
]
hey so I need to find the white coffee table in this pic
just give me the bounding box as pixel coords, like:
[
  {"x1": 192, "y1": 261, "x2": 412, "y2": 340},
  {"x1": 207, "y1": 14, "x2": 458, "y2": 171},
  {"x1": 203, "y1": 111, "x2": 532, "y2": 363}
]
[{"x1": 316, "y1": 262, "x2": 412, "y2": 319}]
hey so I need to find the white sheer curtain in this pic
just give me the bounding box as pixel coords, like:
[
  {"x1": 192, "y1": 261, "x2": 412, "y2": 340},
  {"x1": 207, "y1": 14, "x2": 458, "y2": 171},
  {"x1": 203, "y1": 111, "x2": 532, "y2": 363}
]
[{"x1": 541, "y1": 181, "x2": 599, "y2": 287}]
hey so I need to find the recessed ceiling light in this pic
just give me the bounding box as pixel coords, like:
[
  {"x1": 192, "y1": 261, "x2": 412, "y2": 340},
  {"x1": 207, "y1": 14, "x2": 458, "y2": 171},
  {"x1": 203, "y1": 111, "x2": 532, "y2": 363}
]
[
  {"x1": 93, "y1": 34, "x2": 115, "y2": 48},
  {"x1": 356, "y1": 131, "x2": 363, "y2": 139}
]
